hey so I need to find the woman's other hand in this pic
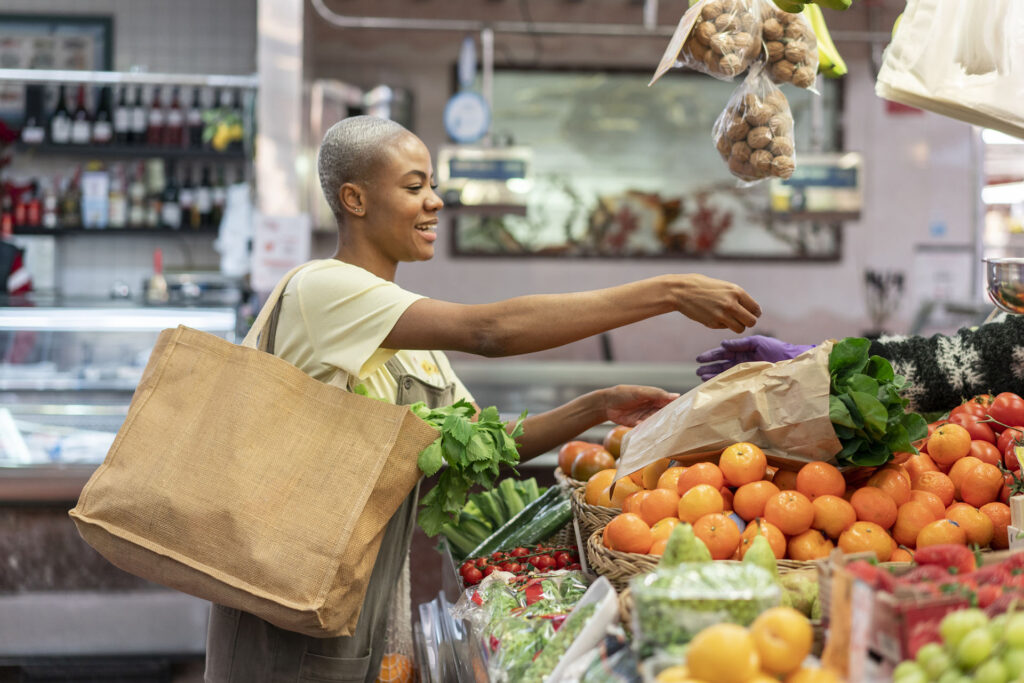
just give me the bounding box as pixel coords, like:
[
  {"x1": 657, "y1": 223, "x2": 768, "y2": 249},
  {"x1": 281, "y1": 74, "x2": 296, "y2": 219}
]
[
  {"x1": 694, "y1": 335, "x2": 815, "y2": 381},
  {"x1": 600, "y1": 384, "x2": 680, "y2": 426}
]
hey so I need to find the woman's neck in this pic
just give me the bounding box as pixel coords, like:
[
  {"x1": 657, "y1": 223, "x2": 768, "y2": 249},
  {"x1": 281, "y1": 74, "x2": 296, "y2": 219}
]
[{"x1": 334, "y1": 241, "x2": 397, "y2": 282}]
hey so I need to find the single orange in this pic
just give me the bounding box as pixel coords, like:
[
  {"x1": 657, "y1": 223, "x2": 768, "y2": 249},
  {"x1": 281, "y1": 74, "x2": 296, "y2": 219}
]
[
  {"x1": 677, "y1": 462, "x2": 725, "y2": 496},
  {"x1": 603, "y1": 425, "x2": 632, "y2": 459},
  {"x1": 891, "y1": 547, "x2": 914, "y2": 562},
  {"x1": 650, "y1": 516, "x2": 680, "y2": 543},
  {"x1": 945, "y1": 505, "x2": 994, "y2": 547},
  {"x1": 739, "y1": 518, "x2": 787, "y2": 559},
  {"x1": 979, "y1": 502, "x2": 1011, "y2": 550},
  {"x1": 909, "y1": 489, "x2": 947, "y2": 520},
  {"x1": 916, "y1": 518, "x2": 967, "y2": 548},
  {"x1": 787, "y1": 529, "x2": 834, "y2": 561},
  {"x1": 677, "y1": 483, "x2": 725, "y2": 524},
  {"x1": 948, "y1": 456, "x2": 983, "y2": 499},
  {"x1": 648, "y1": 537, "x2": 668, "y2": 556},
  {"x1": 849, "y1": 487, "x2": 898, "y2": 530},
  {"x1": 621, "y1": 490, "x2": 650, "y2": 515},
  {"x1": 796, "y1": 462, "x2": 846, "y2": 500},
  {"x1": 584, "y1": 469, "x2": 617, "y2": 507},
  {"x1": 764, "y1": 490, "x2": 815, "y2": 536},
  {"x1": 640, "y1": 459, "x2": 673, "y2": 490},
  {"x1": 772, "y1": 469, "x2": 799, "y2": 491},
  {"x1": 892, "y1": 500, "x2": 938, "y2": 548},
  {"x1": 904, "y1": 453, "x2": 939, "y2": 482},
  {"x1": 734, "y1": 480, "x2": 781, "y2": 522},
  {"x1": 912, "y1": 471, "x2": 956, "y2": 507},
  {"x1": 719, "y1": 442, "x2": 768, "y2": 487},
  {"x1": 960, "y1": 462, "x2": 1004, "y2": 508},
  {"x1": 693, "y1": 512, "x2": 742, "y2": 560},
  {"x1": 639, "y1": 487, "x2": 681, "y2": 526},
  {"x1": 603, "y1": 512, "x2": 654, "y2": 554},
  {"x1": 609, "y1": 477, "x2": 643, "y2": 509},
  {"x1": 720, "y1": 485, "x2": 735, "y2": 513},
  {"x1": 838, "y1": 521, "x2": 895, "y2": 561},
  {"x1": 866, "y1": 467, "x2": 912, "y2": 506},
  {"x1": 657, "y1": 465, "x2": 687, "y2": 492},
  {"x1": 378, "y1": 653, "x2": 414, "y2": 683},
  {"x1": 811, "y1": 494, "x2": 857, "y2": 539},
  {"x1": 927, "y1": 423, "x2": 972, "y2": 467}
]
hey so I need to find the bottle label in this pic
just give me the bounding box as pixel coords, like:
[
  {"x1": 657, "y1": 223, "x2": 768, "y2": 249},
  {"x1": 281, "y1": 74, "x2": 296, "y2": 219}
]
[
  {"x1": 213, "y1": 187, "x2": 227, "y2": 205},
  {"x1": 167, "y1": 110, "x2": 184, "y2": 127},
  {"x1": 21, "y1": 126, "x2": 45, "y2": 144},
  {"x1": 71, "y1": 120, "x2": 91, "y2": 144},
  {"x1": 114, "y1": 108, "x2": 130, "y2": 133},
  {"x1": 132, "y1": 108, "x2": 148, "y2": 132},
  {"x1": 51, "y1": 118, "x2": 71, "y2": 144},
  {"x1": 108, "y1": 197, "x2": 127, "y2": 227},
  {"x1": 162, "y1": 203, "x2": 182, "y2": 228},
  {"x1": 149, "y1": 109, "x2": 165, "y2": 126},
  {"x1": 197, "y1": 188, "x2": 212, "y2": 213},
  {"x1": 93, "y1": 121, "x2": 113, "y2": 143},
  {"x1": 187, "y1": 110, "x2": 202, "y2": 126},
  {"x1": 179, "y1": 188, "x2": 195, "y2": 208}
]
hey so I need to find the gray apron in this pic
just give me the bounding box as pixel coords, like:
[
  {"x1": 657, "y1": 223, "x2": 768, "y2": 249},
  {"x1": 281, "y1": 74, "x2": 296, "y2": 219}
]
[{"x1": 204, "y1": 355, "x2": 455, "y2": 683}]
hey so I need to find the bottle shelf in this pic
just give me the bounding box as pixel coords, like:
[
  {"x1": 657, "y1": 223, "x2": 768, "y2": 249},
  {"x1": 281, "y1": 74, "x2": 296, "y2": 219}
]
[
  {"x1": 12, "y1": 226, "x2": 219, "y2": 236},
  {"x1": 14, "y1": 142, "x2": 246, "y2": 161}
]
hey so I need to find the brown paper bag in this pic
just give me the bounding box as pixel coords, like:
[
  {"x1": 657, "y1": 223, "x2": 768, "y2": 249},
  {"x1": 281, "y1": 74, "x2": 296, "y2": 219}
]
[
  {"x1": 69, "y1": 264, "x2": 440, "y2": 638},
  {"x1": 617, "y1": 341, "x2": 841, "y2": 479}
]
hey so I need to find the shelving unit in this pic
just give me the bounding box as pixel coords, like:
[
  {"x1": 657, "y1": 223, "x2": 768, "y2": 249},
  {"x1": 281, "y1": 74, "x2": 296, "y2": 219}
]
[
  {"x1": 12, "y1": 226, "x2": 218, "y2": 237},
  {"x1": 13, "y1": 142, "x2": 246, "y2": 162}
]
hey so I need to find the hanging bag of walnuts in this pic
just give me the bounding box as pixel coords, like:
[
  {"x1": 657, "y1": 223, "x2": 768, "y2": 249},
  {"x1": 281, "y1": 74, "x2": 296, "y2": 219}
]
[
  {"x1": 712, "y1": 64, "x2": 796, "y2": 183},
  {"x1": 759, "y1": 0, "x2": 820, "y2": 91}
]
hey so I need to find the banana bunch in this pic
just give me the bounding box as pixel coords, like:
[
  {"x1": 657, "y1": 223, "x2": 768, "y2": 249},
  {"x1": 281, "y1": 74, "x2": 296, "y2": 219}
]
[
  {"x1": 772, "y1": 0, "x2": 852, "y2": 11},
  {"x1": 803, "y1": 3, "x2": 848, "y2": 78}
]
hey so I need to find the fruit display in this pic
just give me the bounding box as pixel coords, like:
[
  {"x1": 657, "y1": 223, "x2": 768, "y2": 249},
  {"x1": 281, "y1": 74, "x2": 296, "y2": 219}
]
[
  {"x1": 680, "y1": 0, "x2": 764, "y2": 80},
  {"x1": 712, "y1": 70, "x2": 796, "y2": 182}
]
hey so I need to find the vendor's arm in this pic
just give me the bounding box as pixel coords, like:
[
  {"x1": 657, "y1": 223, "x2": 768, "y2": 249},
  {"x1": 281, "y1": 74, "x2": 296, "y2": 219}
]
[
  {"x1": 511, "y1": 385, "x2": 679, "y2": 462},
  {"x1": 383, "y1": 274, "x2": 761, "y2": 356},
  {"x1": 868, "y1": 316, "x2": 1024, "y2": 413}
]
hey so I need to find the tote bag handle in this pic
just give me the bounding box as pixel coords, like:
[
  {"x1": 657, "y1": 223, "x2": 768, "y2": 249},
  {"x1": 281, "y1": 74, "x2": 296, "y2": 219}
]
[{"x1": 240, "y1": 262, "x2": 312, "y2": 351}]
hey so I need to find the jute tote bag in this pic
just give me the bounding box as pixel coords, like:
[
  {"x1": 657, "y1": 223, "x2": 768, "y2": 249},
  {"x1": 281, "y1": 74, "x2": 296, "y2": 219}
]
[{"x1": 69, "y1": 263, "x2": 439, "y2": 637}]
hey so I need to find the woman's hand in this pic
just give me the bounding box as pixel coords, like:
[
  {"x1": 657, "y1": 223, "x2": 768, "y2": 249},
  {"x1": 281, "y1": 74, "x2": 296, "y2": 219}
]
[
  {"x1": 670, "y1": 274, "x2": 762, "y2": 333},
  {"x1": 600, "y1": 384, "x2": 680, "y2": 426}
]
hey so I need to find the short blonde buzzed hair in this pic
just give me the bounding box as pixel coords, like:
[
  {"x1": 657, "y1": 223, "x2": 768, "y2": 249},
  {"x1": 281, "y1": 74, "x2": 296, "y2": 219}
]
[{"x1": 317, "y1": 115, "x2": 409, "y2": 221}]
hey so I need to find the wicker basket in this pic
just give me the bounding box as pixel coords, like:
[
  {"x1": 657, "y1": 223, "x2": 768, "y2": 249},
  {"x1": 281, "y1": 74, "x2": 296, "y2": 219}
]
[
  {"x1": 585, "y1": 527, "x2": 660, "y2": 592},
  {"x1": 553, "y1": 466, "x2": 586, "y2": 495},
  {"x1": 543, "y1": 522, "x2": 575, "y2": 550},
  {"x1": 570, "y1": 487, "x2": 618, "y2": 542}
]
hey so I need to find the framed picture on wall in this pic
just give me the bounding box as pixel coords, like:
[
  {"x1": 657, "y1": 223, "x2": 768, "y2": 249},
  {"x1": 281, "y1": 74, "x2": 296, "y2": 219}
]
[
  {"x1": 0, "y1": 14, "x2": 113, "y2": 126},
  {"x1": 444, "y1": 67, "x2": 846, "y2": 262}
]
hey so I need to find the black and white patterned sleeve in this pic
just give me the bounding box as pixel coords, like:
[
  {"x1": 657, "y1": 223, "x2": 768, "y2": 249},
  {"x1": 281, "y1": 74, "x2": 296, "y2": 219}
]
[{"x1": 867, "y1": 316, "x2": 1024, "y2": 413}]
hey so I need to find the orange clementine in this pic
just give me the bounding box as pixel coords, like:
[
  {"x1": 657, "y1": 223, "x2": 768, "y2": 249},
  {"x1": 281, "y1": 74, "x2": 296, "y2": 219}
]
[
  {"x1": 621, "y1": 490, "x2": 650, "y2": 515},
  {"x1": 912, "y1": 471, "x2": 956, "y2": 507},
  {"x1": 891, "y1": 547, "x2": 914, "y2": 562},
  {"x1": 772, "y1": 469, "x2": 799, "y2": 491},
  {"x1": 378, "y1": 653, "x2": 414, "y2": 683},
  {"x1": 603, "y1": 512, "x2": 654, "y2": 554},
  {"x1": 764, "y1": 490, "x2": 815, "y2": 536},
  {"x1": 609, "y1": 477, "x2": 643, "y2": 509},
  {"x1": 948, "y1": 456, "x2": 983, "y2": 499},
  {"x1": 678, "y1": 483, "x2": 725, "y2": 524},
  {"x1": 916, "y1": 518, "x2": 967, "y2": 547},
  {"x1": 720, "y1": 486, "x2": 735, "y2": 512},
  {"x1": 787, "y1": 529, "x2": 834, "y2": 561},
  {"x1": 639, "y1": 487, "x2": 680, "y2": 526},
  {"x1": 850, "y1": 487, "x2": 898, "y2": 530},
  {"x1": 796, "y1": 462, "x2": 846, "y2": 500},
  {"x1": 910, "y1": 489, "x2": 947, "y2": 519},
  {"x1": 892, "y1": 500, "x2": 938, "y2": 548},
  {"x1": 734, "y1": 480, "x2": 781, "y2": 522},
  {"x1": 693, "y1": 512, "x2": 742, "y2": 560},
  {"x1": 719, "y1": 442, "x2": 768, "y2": 487},
  {"x1": 980, "y1": 501, "x2": 1011, "y2": 550},
  {"x1": 640, "y1": 459, "x2": 672, "y2": 490},
  {"x1": 811, "y1": 494, "x2": 857, "y2": 539},
  {"x1": 584, "y1": 469, "x2": 617, "y2": 507},
  {"x1": 945, "y1": 505, "x2": 994, "y2": 547},
  {"x1": 648, "y1": 537, "x2": 668, "y2": 556},
  {"x1": 785, "y1": 668, "x2": 843, "y2": 683},
  {"x1": 960, "y1": 462, "x2": 1004, "y2": 508},
  {"x1": 927, "y1": 423, "x2": 972, "y2": 467},
  {"x1": 677, "y1": 462, "x2": 725, "y2": 496},
  {"x1": 740, "y1": 518, "x2": 787, "y2": 559},
  {"x1": 650, "y1": 516, "x2": 680, "y2": 543},
  {"x1": 603, "y1": 425, "x2": 631, "y2": 459},
  {"x1": 866, "y1": 467, "x2": 912, "y2": 506},
  {"x1": 904, "y1": 453, "x2": 939, "y2": 482},
  {"x1": 838, "y1": 521, "x2": 895, "y2": 561},
  {"x1": 656, "y1": 465, "x2": 687, "y2": 492}
]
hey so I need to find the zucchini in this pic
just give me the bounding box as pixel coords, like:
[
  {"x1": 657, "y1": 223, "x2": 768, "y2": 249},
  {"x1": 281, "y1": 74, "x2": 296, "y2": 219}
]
[
  {"x1": 469, "y1": 490, "x2": 505, "y2": 529},
  {"x1": 467, "y1": 487, "x2": 570, "y2": 558},
  {"x1": 518, "y1": 477, "x2": 541, "y2": 502},
  {"x1": 498, "y1": 477, "x2": 526, "y2": 517}
]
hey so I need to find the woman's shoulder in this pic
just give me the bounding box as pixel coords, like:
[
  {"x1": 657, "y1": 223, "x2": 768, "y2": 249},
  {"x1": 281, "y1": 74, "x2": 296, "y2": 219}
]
[{"x1": 290, "y1": 259, "x2": 391, "y2": 292}]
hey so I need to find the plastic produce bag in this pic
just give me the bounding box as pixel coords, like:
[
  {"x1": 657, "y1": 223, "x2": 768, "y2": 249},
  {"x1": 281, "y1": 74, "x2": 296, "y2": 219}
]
[
  {"x1": 875, "y1": 0, "x2": 1024, "y2": 139},
  {"x1": 712, "y1": 64, "x2": 796, "y2": 183},
  {"x1": 760, "y1": 0, "x2": 819, "y2": 90},
  {"x1": 650, "y1": 0, "x2": 764, "y2": 85}
]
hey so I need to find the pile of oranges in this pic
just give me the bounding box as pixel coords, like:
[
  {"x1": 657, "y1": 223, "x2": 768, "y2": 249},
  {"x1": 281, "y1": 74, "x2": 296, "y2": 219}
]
[{"x1": 590, "y1": 429, "x2": 1013, "y2": 563}]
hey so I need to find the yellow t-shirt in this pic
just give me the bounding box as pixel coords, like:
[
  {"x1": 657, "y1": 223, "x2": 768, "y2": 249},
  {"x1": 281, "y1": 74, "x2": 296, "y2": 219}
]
[{"x1": 273, "y1": 259, "x2": 473, "y2": 404}]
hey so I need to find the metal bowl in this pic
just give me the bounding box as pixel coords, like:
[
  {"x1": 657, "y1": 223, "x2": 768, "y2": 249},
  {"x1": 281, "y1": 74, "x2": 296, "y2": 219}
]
[{"x1": 985, "y1": 258, "x2": 1024, "y2": 314}]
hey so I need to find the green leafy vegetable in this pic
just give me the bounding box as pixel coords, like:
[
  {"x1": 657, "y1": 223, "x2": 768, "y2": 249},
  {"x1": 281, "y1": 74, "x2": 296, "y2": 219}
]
[
  {"x1": 828, "y1": 337, "x2": 928, "y2": 468},
  {"x1": 412, "y1": 399, "x2": 526, "y2": 536}
]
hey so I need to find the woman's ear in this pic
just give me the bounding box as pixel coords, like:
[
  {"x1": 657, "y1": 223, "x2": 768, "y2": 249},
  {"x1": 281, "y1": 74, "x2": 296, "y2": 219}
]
[{"x1": 339, "y1": 183, "x2": 365, "y2": 217}]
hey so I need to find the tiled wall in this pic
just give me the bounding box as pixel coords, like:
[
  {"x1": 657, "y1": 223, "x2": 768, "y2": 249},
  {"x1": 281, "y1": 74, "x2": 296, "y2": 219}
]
[{"x1": 4, "y1": 0, "x2": 256, "y2": 296}]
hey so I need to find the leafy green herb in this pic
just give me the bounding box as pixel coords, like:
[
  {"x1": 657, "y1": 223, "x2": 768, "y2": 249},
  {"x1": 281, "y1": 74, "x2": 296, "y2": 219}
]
[
  {"x1": 412, "y1": 399, "x2": 526, "y2": 536},
  {"x1": 828, "y1": 337, "x2": 928, "y2": 468}
]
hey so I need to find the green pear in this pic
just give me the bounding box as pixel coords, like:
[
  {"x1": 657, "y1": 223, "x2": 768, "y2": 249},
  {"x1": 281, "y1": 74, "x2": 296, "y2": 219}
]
[
  {"x1": 659, "y1": 522, "x2": 712, "y2": 568},
  {"x1": 743, "y1": 534, "x2": 779, "y2": 580}
]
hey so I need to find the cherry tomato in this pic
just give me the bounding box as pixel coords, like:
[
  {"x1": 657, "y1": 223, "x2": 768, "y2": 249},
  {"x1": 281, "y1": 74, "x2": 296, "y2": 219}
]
[
  {"x1": 565, "y1": 563, "x2": 582, "y2": 571},
  {"x1": 948, "y1": 413, "x2": 996, "y2": 444},
  {"x1": 950, "y1": 401, "x2": 989, "y2": 421},
  {"x1": 482, "y1": 565, "x2": 498, "y2": 578},
  {"x1": 474, "y1": 557, "x2": 488, "y2": 569},
  {"x1": 997, "y1": 426, "x2": 1024, "y2": 454},
  {"x1": 460, "y1": 560, "x2": 476, "y2": 575},
  {"x1": 530, "y1": 554, "x2": 557, "y2": 570},
  {"x1": 505, "y1": 562, "x2": 523, "y2": 573},
  {"x1": 490, "y1": 551, "x2": 506, "y2": 562},
  {"x1": 462, "y1": 567, "x2": 483, "y2": 585},
  {"x1": 554, "y1": 551, "x2": 573, "y2": 569},
  {"x1": 509, "y1": 547, "x2": 530, "y2": 558},
  {"x1": 1006, "y1": 441, "x2": 1024, "y2": 472},
  {"x1": 988, "y1": 392, "x2": 1024, "y2": 431},
  {"x1": 969, "y1": 439, "x2": 1003, "y2": 466}
]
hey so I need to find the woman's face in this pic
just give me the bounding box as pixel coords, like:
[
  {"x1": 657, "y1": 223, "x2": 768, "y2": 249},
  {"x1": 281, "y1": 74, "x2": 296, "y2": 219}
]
[{"x1": 362, "y1": 132, "x2": 444, "y2": 264}]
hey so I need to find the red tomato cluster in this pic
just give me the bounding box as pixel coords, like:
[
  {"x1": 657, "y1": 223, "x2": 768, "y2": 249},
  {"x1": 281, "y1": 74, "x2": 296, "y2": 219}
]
[{"x1": 457, "y1": 544, "x2": 581, "y2": 586}]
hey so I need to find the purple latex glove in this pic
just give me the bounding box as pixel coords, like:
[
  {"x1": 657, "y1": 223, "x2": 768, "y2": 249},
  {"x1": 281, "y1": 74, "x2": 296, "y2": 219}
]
[{"x1": 694, "y1": 335, "x2": 816, "y2": 382}]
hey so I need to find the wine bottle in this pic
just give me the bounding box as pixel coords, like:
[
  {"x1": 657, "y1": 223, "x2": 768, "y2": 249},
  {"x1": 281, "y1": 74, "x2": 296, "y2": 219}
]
[
  {"x1": 179, "y1": 164, "x2": 195, "y2": 230},
  {"x1": 146, "y1": 86, "x2": 165, "y2": 147},
  {"x1": 114, "y1": 86, "x2": 131, "y2": 145},
  {"x1": 20, "y1": 86, "x2": 46, "y2": 144},
  {"x1": 92, "y1": 87, "x2": 114, "y2": 144},
  {"x1": 161, "y1": 162, "x2": 182, "y2": 229},
  {"x1": 186, "y1": 87, "x2": 203, "y2": 149},
  {"x1": 61, "y1": 167, "x2": 83, "y2": 229},
  {"x1": 108, "y1": 164, "x2": 127, "y2": 229},
  {"x1": 41, "y1": 178, "x2": 58, "y2": 229},
  {"x1": 196, "y1": 165, "x2": 213, "y2": 228},
  {"x1": 211, "y1": 165, "x2": 227, "y2": 227},
  {"x1": 164, "y1": 87, "x2": 184, "y2": 147},
  {"x1": 49, "y1": 85, "x2": 72, "y2": 144},
  {"x1": 128, "y1": 162, "x2": 147, "y2": 226},
  {"x1": 70, "y1": 85, "x2": 92, "y2": 145},
  {"x1": 130, "y1": 86, "x2": 148, "y2": 145}
]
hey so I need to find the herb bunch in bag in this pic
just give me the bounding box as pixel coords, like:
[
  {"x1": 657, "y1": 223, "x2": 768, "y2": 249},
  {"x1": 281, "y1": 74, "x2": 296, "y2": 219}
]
[
  {"x1": 760, "y1": 1, "x2": 819, "y2": 90},
  {"x1": 681, "y1": 0, "x2": 765, "y2": 80},
  {"x1": 712, "y1": 65, "x2": 796, "y2": 182}
]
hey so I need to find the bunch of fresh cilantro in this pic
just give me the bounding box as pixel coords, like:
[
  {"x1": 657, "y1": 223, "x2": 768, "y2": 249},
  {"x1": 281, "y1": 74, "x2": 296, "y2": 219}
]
[
  {"x1": 828, "y1": 337, "x2": 928, "y2": 467},
  {"x1": 411, "y1": 400, "x2": 525, "y2": 536}
]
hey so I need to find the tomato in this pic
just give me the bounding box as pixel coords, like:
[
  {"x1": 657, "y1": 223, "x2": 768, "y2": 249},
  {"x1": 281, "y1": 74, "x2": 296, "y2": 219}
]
[
  {"x1": 926, "y1": 420, "x2": 947, "y2": 439},
  {"x1": 915, "y1": 544, "x2": 977, "y2": 574},
  {"x1": 506, "y1": 562, "x2": 523, "y2": 573},
  {"x1": 997, "y1": 426, "x2": 1024, "y2": 454},
  {"x1": 482, "y1": 565, "x2": 498, "y2": 577},
  {"x1": 462, "y1": 566, "x2": 483, "y2": 585},
  {"x1": 1006, "y1": 441, "x2": 1024, "y2": 472},
  {"x1": 460, "y1": 560, "x2": 476, "y2": 575},
  {"x1": 950, "y1": 401, "x2": 989, "y2": 421},
  {"x1": 969, "y1": 439, "x2": 1003, "y2": 466},
  {"x1": 948, "y1": 413, "x2": 996, "y2": 444},
  {"x1": 474, "y1": 557, "x2": 488, "y2": 569},
  {"x1": 554, "y1": 551, "x2": 573, "y2": 569},
  {"x1": 558, "y1": 441, "x2": 600, "y2": 476},
  {"x1": 988, "y1": 392, "x2": 1024, "y2": 431},
  {"x1": 509, "y1": 547, "x2": 530, "y2": 558},
  {"x1": 530, "y1": 554, "x2": 556, "y2": 570},
  {"x1": 565, "y1": 562, "x2": 582, "y2": 571}
]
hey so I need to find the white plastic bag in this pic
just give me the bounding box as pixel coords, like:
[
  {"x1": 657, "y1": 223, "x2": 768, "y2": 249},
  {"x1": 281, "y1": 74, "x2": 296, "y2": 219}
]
[{"x1": 875, "y1": 0, "x2": 1024, "y2": 139}]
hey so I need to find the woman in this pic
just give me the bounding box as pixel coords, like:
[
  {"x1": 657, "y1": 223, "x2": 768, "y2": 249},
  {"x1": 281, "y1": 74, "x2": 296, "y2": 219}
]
[
  {"x1": 694, "y1": 317, "x2": 1024, "y2": 412},
  {"x1": 205, "y1": 116, "x2": 762, "y2": 682}
]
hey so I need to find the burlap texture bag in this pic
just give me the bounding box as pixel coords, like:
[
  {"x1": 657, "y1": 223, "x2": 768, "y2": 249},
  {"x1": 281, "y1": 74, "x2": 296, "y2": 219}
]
[{"x1": 69, "y1": 264, "x2": 439, "y2": 637}]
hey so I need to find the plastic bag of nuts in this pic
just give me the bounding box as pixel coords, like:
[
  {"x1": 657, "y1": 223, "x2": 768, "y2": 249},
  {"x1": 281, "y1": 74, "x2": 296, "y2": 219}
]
[
  {"x1": 712, "y1": 65, "x2": 796, "y2": 183},
  {"x1": 760, "y1": 1, "x2": 819, "y2": 91},
  {"x1": 680, "y1": 0, "x2": 765, "y2": 81}
]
